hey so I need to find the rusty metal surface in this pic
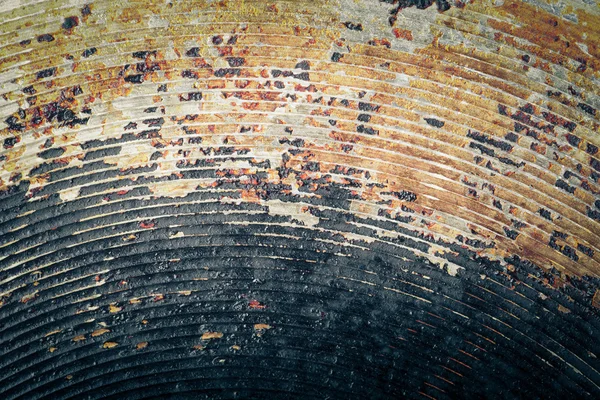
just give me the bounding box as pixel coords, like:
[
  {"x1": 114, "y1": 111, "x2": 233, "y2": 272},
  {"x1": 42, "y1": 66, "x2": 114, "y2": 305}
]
[{"x1": 0, "y1": 0, "x2": 599, "y2": 398}]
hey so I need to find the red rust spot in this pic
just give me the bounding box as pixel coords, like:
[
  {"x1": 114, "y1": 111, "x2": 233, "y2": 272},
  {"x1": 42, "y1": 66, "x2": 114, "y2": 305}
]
[
  {"x1": 249, "y1": 300, "x2": 266, "y2": 309},
  {"x1": 393, "y1": 28, "x2": 413, "y2": 41}
]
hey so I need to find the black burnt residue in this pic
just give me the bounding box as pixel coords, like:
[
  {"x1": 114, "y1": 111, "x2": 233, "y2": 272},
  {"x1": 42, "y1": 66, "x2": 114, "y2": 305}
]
[
  {"x1": 142, "y1": 118, "x2": 165, "y2": 127},
  {"x1": 520, "y1": 103, "x2": 534, "y2": 114},
  {"x1": 577, "y1": 243, "x2": 594, "y2": 258},
  {"x1": 567, "y1": 85, "x2": 581, "y2": 98},
  {"x1": 36, "y1": 67, "x2": 56, "y2": 79},
  {"x1": 180, "y1": 92, "x2": 203, "y2": 102},
  {"x1": 214, "y1": 68, "x2": 241, "y2": 78},
  {"x1": 424, "y1": 118, "x2": 445, "y2": 128},
  {"x1": 469, "y1": 134, "x2": 524, "y2": 168},
  {"x1": 82, "y1": 47, "x2": 97, "y2": 57},
  {"x1": 588, "y1": 207, "x2": 600, "y2": 221},
  {"x1": 279, "y1": 138, "x2": 305, "y2": 148},
  {"x1": 391, "y1": 190, "x2": 417, "y2": 202},
  {"x1": 563, "y1": 170, "x2": 580, "y2": 181},
  {"x1": 566, "y1": 134, "x2": 581, "y2": 147},
  {"x1": 542, "y1": 111, "x2": 577, "y2": 132},
  {"x1": 358, "y1": 102, "x2": 380, "y2": 112},
  {"x1": 4, "y1": 116, "x2": 24, "y2": 132},
  {"x1": 343, "y1": 22, "x2": 363, "y2": 31},
  {"x1": 498, "y1": 104, "x2": 509, "y2": 116},
  {"x1": 186, "y1": 47, "x2": 201, "y2": 57},
  {"x1": 538, "y1": 208, "x2": 553, "y2": 221},
  {"x1": 378, "y1": 208, "x2": 415, "y2": 223},
  {"x1": 511, "y1": 219, "x2": 526, "y2": 230},
  {"x1": 578, "y1": 103, "x2": 597, "y2": 116},
  {"x1": 31, "y1": 102, "x2": 88, "y2": 128},
  {"x1": 294, "y1": 72, "x2": 310, "y2": 81},
  {"x1": 38, "y1": 147, "x2": 65, "y2": 159},
  {"x1": 3, "y1": 136, "x2": 18, "y2": 148},
  {"x1": 505, "y1": 132, "x2": 518, "y2": 142},
  {"x1": 357, "y1": 113, "x2": 371, "y2": 122},
  {"x1": 37, "y1": 33, "x2": 55, "y2": 42},
  {"x1": 387, "y1": 0, "x2": 452, "y2": 26},
  {"x1": 62, "y1": 16, "x2": 79, "y2": 30},
  {"x1": 469, "y1": 142, "x2": 495, "y2": 157},
  {"x1": 467, "y1": 130, "x2": 513, "y2": 152},
  {"x1": 124, "y1": 74, "x2": 144, "y2": 84},
  {"x1": 302, "y1": 162, "x2": 320, "y2": 172},
  {"x1": 549, "y1": 234, "x2": 579, "y2": 261},
  {"x1": 22, "y1": 86, "x2": 36, "y2": 95},
  {"x1": 132, "y1": 50, "x2": 157, "y2": 59},
  {"x1": 83, "y1": 146, "x2": 122, "y2": 161},
  {"x1": 499, "y1": 104, "x2": 570, "y2": 138},
  {"x1": 227, "y1": 57, "x2": 245, "y2": 67},
  {"x1": 136, "y1": 62, "x2": 161, "y2": 73},
  {"x1": 0, "y1": 161, "x2": 599, "y2": 400},
  {"x1": 181, "y1": 70, "x2": 199, "y2": 79},
  {"x1": 295, "y1": 60, "x2": 311, "y2": 70},
  {"x1": 356, "y1": 125, "x2": 378, "y2": 135},
  {"x1": 331, "y1": 52, "x2": 343, "y2": 62},
  {"x1": 555, "y1": 179, "x2": 576, "y2": 194},
  {"x1": 456, "y1": 235, "x2": 495, "y2": 249}
]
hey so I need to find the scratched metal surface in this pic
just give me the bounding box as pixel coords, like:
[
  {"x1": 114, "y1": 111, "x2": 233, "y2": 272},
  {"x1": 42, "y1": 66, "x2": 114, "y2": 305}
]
[{"x1": 0, "y1": 0, "x2": 599, "y2": 399}]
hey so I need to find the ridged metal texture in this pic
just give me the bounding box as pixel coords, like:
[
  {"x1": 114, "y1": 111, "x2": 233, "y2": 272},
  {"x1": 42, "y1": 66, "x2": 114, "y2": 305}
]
[{"x1": 0, "y1": 0, "x2": 599, "y2": 399}]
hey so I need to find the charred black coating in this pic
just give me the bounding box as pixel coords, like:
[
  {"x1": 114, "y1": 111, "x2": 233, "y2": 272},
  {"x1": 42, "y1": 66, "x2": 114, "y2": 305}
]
[
  {"x1": 387, "y1": 0, "x2": 452, "y2": 26},
  {"x1": 124, "y1": 74, "x2": 144, "y2": 84},
  {"x1": 295, "y1": 60, "x2": 311, "y2": 70},
  {"x1": 36, "y1": 68, "x2": 56, "y2": 79},
  {"x1": 62, "y1": 16, "x2": 79, "y2": 30},
  {"x1": 343, "y1": 21, "x2": 363, "y2": 31},
  {"x1": 226, "y1": 57, "x2": 245, "y2": 67},
  {"x1": 0, "y1": 170, "x2": 598, "y2": 400},
  {"x1": 357, "y1": 113, "x2": 371, "y2": 122},
  {"x1": 424, "y1": 118, "x2": 445, "y2": 128},
  {"x1": 37, "y1": 34, "x2": 55, "y2": 42}
]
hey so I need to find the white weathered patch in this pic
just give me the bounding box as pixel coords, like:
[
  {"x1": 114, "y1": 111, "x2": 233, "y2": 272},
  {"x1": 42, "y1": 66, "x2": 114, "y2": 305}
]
[
  {"x1": 59, "y1": 187, "x2": 80, "y2": 202},
  {"x1": 265, "y1": 200, "x2": 320, "y2": 227},
  {"x1": 147, "y1": 180, "x2": 200, "y2": 197}
]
